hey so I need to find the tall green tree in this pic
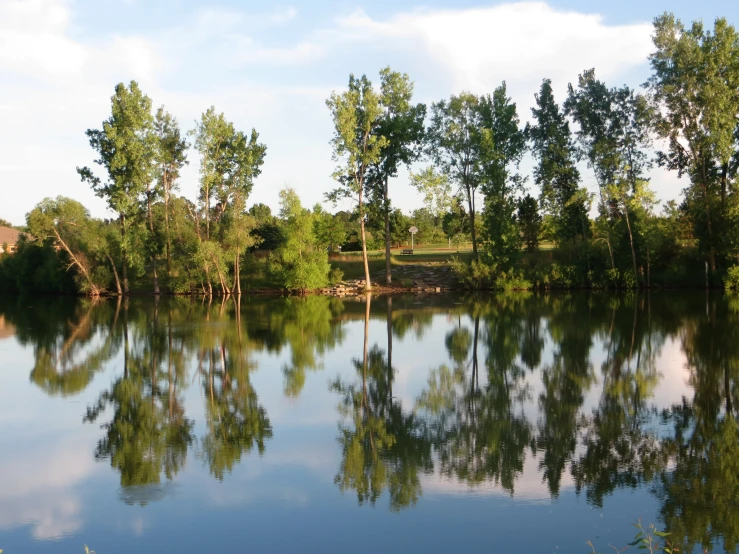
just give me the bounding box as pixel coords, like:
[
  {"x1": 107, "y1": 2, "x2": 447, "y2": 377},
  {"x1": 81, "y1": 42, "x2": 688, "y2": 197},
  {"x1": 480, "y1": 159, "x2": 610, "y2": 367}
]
[
  {"x1": 154, "y1": 108, "x2": 188, "y2": 284},
  {"x1": 326, "y1": 74, "x2": 387, "y2": 291},
  {"x1": 193, "y1": 107, "x2": 266, "y2": 294},
  {"x1": 646, "y1": 14, "x2": 739, "y2": 275},
  {"x1": 527, "y1": 79, "x2": 590, "y2": 246},
  {"x1": 78, "y1": 81, "x2": 156, "y2": 295},
  {"x1": 566, "y1": 69, "x2": 654, "y2": 283},
  {"x1": 427, "y1": 93, "x2": 484, "y2": 256},
  {"x1": 517, "y1": 194, "x2": 542, "y2": 251},
  {"x1": 367, "y1": 67, "x2": 426, "y2": 284},
  {"x1": 478, "y1": 83, "x2": 527, "y2": 268}
]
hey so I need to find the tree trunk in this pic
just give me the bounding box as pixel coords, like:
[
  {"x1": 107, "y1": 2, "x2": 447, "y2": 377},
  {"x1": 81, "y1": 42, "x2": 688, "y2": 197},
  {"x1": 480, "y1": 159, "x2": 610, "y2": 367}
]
[
  {"x1": 622, "y1": 201, "x2": 639, "y2": 287},
  {"x1": 233, "y1": 250, "x2": 241, "y2": 295},
  {"x1": 51, "y1": 227, "x2": 99, "y2": 296},
  {"x1": 120, "y1": 214, "x2": 129, "y2": 295},
  {"x1": 146, "y1": 184, "x2": 160, "y2": 295},
  {"x1": 106, "y1": 253, "x2": 123, "y2": 296},
  {"x1": 358, "y1": 186, "x2": 372, "y2": 291},
  {"x1": 384, "y1": 175, "x2": 392, "y2": 285},
  {"x1": 466, "y1": 185, "x2": 478, "y2": 257},
  {"x1": 165, "y1": 180, "x2": 172, "y2": 280}
]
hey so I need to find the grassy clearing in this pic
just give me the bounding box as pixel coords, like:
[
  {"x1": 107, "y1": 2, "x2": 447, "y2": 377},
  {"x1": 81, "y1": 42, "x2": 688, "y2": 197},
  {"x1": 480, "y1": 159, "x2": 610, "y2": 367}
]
[{"x1": 329, "y1": 246, "x2": 474, "y2": 282}]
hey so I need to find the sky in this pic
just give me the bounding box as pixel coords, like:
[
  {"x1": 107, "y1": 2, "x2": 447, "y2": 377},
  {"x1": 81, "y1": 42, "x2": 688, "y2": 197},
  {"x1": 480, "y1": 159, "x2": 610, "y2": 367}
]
[{"x1": 1, "y1": 0, "x2": 737, "y2": 226}]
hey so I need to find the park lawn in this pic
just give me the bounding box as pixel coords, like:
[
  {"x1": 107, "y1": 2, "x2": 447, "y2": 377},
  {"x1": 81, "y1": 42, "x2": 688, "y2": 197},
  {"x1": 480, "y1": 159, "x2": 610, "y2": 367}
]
[{"x1": 330, "y1": 244, "x2": 474, "y2": 281}]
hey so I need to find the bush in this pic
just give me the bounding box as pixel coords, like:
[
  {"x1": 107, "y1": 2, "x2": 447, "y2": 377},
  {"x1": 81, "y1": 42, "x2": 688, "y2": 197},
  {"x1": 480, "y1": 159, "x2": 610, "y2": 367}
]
[
  {"x1": 329, "y1": 266, "x2": 344, "y2": 285},
  {"x1": 724, "y1": 265, "x2": 739, "y2": 291},
  {"x1": 450, "y1": 257, "x2": 531, "y2": 290}
]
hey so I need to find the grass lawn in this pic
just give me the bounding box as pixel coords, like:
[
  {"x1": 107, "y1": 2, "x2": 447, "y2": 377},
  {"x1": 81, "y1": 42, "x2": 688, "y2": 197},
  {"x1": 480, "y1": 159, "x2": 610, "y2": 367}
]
[{"x1": 330, "y1": 244, "x2": 474, "y2": 281}]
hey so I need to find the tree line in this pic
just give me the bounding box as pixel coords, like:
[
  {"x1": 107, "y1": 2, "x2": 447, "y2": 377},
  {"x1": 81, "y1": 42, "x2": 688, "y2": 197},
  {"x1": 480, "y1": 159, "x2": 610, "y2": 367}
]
[{"x1": 1, "y1": 12, "x2": 739, "y2": 295}]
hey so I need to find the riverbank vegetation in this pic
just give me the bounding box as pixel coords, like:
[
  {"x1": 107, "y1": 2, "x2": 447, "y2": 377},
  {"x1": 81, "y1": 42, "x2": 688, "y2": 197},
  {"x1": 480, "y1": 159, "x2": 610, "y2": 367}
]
[{"x1": 1, "y1": 12, "x2": 739, "y2": 295}]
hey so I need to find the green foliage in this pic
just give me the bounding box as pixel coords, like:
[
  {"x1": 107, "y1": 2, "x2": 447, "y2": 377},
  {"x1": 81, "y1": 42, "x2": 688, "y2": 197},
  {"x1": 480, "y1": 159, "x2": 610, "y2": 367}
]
[
  {"x1": 269, "y1": 188, "x2": 330, "y2": 291},
  {"x1": 517, "y1": 194, "x2": 542, "y2": 250},
  {"x1": 328, "y1": 266, "x2": 344, "y2": 285},
  {"x1": 0, "y1": 238, "x2": 77, "y2": 294},
  {"x1": 646, "y1": 14, "x2": 739, "y2": 272},
  {"x1": 527, "y1": 79, "x2": 590, "y2": 244},
  {"x1": 410, "y1": 167, "x2": 452, "y2": 219},
  {"x1": 724, "y1": 265, "x2": 739, "y2": 291}
]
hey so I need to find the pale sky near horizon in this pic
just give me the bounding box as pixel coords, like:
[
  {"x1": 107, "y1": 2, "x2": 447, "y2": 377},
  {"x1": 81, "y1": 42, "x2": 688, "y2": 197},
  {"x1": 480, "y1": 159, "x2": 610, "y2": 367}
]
[{"x1": 1, "y1": 0, "x2": 737, "y2": 226}]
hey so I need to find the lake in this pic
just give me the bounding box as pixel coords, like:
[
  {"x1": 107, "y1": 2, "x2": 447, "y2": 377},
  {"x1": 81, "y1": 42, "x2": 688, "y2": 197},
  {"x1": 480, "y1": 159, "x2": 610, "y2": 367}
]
[{"x1": 0, "y1": 292, "x2": 737, "y2": 553}]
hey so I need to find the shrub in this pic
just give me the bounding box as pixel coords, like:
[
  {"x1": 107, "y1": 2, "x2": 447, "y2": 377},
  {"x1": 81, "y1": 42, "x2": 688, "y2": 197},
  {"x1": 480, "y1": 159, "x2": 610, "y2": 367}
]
[
  {"x1": 724, "y1": 265, "x2": 739, "y2": 291},
  {"x1": 329, "y1": 266, "x2": 344, "y2": 285}
]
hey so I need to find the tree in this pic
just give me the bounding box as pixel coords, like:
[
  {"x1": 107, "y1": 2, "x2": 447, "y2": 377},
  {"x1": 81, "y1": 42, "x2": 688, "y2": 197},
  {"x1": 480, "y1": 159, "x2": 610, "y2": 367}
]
[
  {"x1": 427, "y1": 93, "x2": 484, "y2": 256},
  {"x1": 367, "y1": 67, "x2": 426, "y2": 284},
  {"x1": 566, "y1": 69, "x2": 654, "y2": 284},
  {"x1": 192, "y1": 107, "x2": 266, "y2": 294},
  {"x1": 270, "y1": 188, "x2": 330, "y2": 292},
  {"x1": 78, "y1": 81, "x2": 156, "y2": 295},
  {"x1": 26, "y1": 197, "x2": 104, "y2": 296},
  {"x1": 326, "y1": 74, "x2": 387, "y2": 291},
  {"x1": 527, "y1": 79, "x2": 589, "y2": 246},
  {"x1": 153, "y1": 108, "x2": 188, "y2": 284},
  {"x1": 646, "y1": 14, "x2": 739, "y2": 275},
  {"x1": 478, "y1": 83, "x2": 527, "y2": 268},
  {"x1": 441, "y1": 197, "x2": 470, "y2": 249},
  {"x1": 313, "y1": 204, "x2": 347, "y2": 252},
  {"x1": 410, "y1": 167, "x2": 452, "y2": 224},
  {"x1": 517, "y1": 194, "x2": 542, "y2": 251}
]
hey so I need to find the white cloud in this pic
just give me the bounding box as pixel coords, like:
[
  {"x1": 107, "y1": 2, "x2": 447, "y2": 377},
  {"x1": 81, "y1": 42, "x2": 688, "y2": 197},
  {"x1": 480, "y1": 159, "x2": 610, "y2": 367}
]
[
  {"x1": 268, "y1": 6, "x2": 298, "y2": 25},
  {"x1": 0, "y1": 436, "x2": 98, "y2": 540},
  {"x1": 0, "y1": 0, "x2": 670, "y2": 225},
  {"x1": 0, "y1": 0, "x2": 87, "y2": 77},
  {"x1": 334, "y1": 3, "x2": 652, "y2": 99}
]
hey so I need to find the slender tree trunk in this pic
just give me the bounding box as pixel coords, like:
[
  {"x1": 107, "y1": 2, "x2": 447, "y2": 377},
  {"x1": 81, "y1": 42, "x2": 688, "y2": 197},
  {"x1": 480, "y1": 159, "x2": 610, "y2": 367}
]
[
  {"x1": 106, "y1": 253, "x2": 122, "y2": 296},
  {"x1": 466, "y1": 185, "x2": 478, "y2": 257},
  {"x1": 384, "y1": 175, "x2": 392, "y2": 285},
  {"x1": 622, "y1": 201, "x2": 639, "y2": 287},
  {"x1": 234, "y1": 240, "x2": 241, "y2": 295},
  {"x1": 165, "y1": 179, "x2": 172, "y2": 280},
  {"x1": 51, "y1": 227, "x2": 99, "y2": 296},
  {"x1": 646, "y1": 246, "x2": 651, "y2": 289},
  {"x1": 146, "y1": 184, "x2": 160, "y2": 295},
  {"x1": 205, "y1": 183, "x2": 210, "y2": 241},
  {"x1": 358, "y1": 186, "x2": 372, "y2": 291},
  {"x1": 702, "y1": 182, "x2": 716, "y2": 273},
  {"x1": 120, "y1": 214, "x2": 129, "y2": 295}
]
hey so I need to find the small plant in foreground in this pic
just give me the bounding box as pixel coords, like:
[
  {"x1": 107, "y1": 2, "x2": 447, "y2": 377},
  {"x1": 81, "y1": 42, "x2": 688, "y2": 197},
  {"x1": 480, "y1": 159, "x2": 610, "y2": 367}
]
[{"x1": 587, "y1": 520, "x2": 684, "y2": 554}]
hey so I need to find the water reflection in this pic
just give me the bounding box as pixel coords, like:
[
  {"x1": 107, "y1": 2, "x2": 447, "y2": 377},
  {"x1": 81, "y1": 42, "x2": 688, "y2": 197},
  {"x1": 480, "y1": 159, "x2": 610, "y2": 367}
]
[{"x1": 1, "y1": 292, "x2": 739, "y2": 552}]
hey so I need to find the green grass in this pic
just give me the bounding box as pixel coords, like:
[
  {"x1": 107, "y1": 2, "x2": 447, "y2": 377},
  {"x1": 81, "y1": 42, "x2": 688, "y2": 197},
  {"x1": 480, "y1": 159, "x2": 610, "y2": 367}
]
[{"x1": 329, "y1": 246, "x2": 474, "y2": 282}]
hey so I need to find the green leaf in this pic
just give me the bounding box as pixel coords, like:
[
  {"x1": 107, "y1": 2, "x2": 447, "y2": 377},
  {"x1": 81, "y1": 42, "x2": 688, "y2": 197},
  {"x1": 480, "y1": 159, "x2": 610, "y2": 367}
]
[{"x1": 654, "y1": 532, "x2": 670, "y2": 538}]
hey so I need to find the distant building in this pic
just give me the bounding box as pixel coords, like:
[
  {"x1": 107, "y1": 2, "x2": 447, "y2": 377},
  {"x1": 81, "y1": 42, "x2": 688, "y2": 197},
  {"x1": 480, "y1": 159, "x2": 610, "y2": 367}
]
[{"x1": 0, "y1": 225, "x2": 25, "y2": 254}]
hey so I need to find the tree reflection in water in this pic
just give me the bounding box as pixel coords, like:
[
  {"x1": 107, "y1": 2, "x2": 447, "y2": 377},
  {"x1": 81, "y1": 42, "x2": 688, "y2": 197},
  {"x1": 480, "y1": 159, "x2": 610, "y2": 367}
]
[{"x1": 3, "y1": 291, "x2": 739, "y2": 551}]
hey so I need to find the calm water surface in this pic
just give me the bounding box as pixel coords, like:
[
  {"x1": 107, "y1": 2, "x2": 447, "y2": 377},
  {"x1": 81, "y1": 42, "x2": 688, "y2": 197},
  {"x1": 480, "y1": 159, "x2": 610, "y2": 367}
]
[{"x1": 0, "y1": 292, "x2": 737, "y2": 553}]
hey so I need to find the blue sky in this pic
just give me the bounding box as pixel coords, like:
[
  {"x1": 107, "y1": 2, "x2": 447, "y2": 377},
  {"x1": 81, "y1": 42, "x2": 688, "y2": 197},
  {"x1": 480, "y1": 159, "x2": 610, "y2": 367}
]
[{"x1": 1, "y1": 0, "x2": 737, "y2": 225}]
